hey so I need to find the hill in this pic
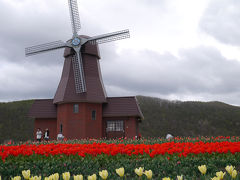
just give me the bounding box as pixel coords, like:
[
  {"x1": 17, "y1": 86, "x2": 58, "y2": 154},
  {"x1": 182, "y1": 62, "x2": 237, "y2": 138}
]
[
  {"x1": 0, "y1": 96, "x2": 240, "y2": 142},
  {"x1": 0, "y1": 100, "x2": 34, "y2": 143},
  {"x1": 137, "y1": 96, "x2": 240, "y2": 137}
]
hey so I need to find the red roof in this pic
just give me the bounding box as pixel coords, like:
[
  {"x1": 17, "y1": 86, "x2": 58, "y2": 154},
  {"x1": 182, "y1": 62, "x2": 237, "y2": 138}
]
[{"x1": 29, "y1": 97, "x2": 143, "y2": 119}]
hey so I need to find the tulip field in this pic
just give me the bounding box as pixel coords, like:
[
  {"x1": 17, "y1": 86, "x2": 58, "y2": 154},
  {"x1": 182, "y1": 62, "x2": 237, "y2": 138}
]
[{"x1": 0, "y1": 136, "x2": 240, "y2": 179}]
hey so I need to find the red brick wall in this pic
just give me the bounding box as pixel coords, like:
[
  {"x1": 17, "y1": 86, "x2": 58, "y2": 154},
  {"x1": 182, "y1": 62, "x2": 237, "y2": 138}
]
[
  {"x1": 34, "y1": 118, "x2": 57, "y2": 140},
  {"x1": 125, "y1": 117, "x2": 138, "y2": 138},
  {"x1": 57, "y1": 103, "x2": 85, "y2": 139},
  {"x1": 103, "y1": 117, "x2": 139, "y2": 138},
  {"x1": 57, "y1": 102, "x2": 102, "y2": 139},
  {"x1": 103, "y1": 117, "x2": 127, "y2": 138},
  {"x1": 85, "y1": 103, "x2": 102, "y2": 138}
]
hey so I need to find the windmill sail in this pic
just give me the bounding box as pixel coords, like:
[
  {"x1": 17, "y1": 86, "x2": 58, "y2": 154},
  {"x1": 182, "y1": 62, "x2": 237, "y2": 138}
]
[
  {"x1": 25, "y1": 0, "x2": 130, "y2": 95},
  {"x1": 68, "y1": 0, "x2": 81, "y2": 36},
  {"x1": 88, "y1": 29, "x2": 130, "y2": 44},
  {"x1": 72, "y1": 52, "x2": 86, "y2": 93},
  {"x1": 25, "y1": 40, "x2": 67, "y2": 56}
]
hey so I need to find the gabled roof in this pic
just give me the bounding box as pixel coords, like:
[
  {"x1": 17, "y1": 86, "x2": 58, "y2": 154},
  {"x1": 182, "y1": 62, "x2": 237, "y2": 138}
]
[
  {"x1": 103, "y1": 96, "x2": 144, "y2": 119},
  {"x1": 28, "y1": 99, "x2": 57, "y2": 118},
  {"x1": 29, "y1": 96, "x2": 144, "y2": 120}
]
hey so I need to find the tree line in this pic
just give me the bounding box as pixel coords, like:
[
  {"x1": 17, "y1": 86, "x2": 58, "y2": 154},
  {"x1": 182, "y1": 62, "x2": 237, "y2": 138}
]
[{"x1": 0, "y1": 96, "x2": 240, "y2": 143}]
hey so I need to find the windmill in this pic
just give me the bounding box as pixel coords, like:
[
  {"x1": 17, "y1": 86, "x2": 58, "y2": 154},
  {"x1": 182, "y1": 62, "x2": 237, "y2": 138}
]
[
  {"x1": 26, "y1": 0, "x2": 144, "y2": 140},
  {"x1": 25, "y1": 0, "x2": 130, "y2": 94}
]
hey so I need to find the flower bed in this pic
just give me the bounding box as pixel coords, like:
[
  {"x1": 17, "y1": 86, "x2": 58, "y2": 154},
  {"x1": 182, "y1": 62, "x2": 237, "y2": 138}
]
[
  {"x1": 0, "y1": 137, "x2": 240, "y2": 179},
  {"x1": 6, "y1": 165, "x2": 240, "y2": 180}
]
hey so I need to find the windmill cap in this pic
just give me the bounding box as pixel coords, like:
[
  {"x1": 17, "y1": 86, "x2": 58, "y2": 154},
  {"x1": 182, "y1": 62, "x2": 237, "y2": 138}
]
[{"x1": 64, "y1": 35, "x2": 101, "y2": 59}]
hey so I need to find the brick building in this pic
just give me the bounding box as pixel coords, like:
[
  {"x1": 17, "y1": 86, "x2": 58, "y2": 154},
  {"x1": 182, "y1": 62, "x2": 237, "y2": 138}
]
[{"x1": 29, "y1": 40, "x2": 143, "y2": 140}]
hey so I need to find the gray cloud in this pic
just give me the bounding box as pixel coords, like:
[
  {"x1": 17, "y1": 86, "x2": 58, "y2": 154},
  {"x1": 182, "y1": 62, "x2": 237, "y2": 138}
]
[
  {"x1": 200, "y1": 0, "x2": 240, "y2": 46},
  {"x1": 101, "y1": 46, "x2": 240, "y2": 105},
  {"x1": 0, "y1": 59, "x2": 62, "y2": 101},
  {"x1": 1, "y1": 0, "x2": 240, "y2": 106}
]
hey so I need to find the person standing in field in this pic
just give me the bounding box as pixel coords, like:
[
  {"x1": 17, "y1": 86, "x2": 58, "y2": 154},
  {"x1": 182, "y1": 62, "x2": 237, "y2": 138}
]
[
  {"x1": 57, "y1": 132, "x2": 64, "y2": 141},
  {"x1": 166, "y1": 134, "x2": 173, "y2": 140},
  {"x1": 36, "y1": 128, "x2": 42, "y2": 142},
  {"x1": 44, "y1": 128, "x2": 49, "y2": 141}
]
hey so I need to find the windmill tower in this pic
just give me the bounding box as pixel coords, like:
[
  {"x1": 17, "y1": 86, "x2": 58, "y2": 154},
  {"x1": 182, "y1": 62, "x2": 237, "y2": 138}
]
[{"x1": 27, "y1": 0, "x2": 143, "y2": 140}]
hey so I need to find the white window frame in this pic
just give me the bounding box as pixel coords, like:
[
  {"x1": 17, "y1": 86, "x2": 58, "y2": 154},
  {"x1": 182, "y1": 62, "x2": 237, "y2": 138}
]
[{"x1": 106, "y1": 120, "x2": 124, "y2": 132}]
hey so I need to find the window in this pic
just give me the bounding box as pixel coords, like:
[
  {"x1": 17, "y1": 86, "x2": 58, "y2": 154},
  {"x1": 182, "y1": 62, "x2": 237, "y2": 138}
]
[
  {"x1": 107, "y1": 121, "x2": 124, "y2": 132},
  {"x1": 115, "y1": 121, "x2": 123, "y2": 131},
  {"x1": 107, "y1": 121, "x2": 115, "y2": 132},
  {"x1": 73, "y1": 104, "x2": 79, "y2": 113},
  {"x1": 92, "y1": 110, "x2": 96, "y2": 120}
]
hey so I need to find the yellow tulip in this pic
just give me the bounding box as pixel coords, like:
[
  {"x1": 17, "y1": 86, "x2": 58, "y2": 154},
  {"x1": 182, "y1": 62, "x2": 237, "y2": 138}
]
[
  {"x1": 73, "y1": 175, "x2": 83, "y2": 180},
  {"x1": 44, "y1": 178, "x2": 49, "y2": 180},
  {"x1": 53, "y1": 173, "x2": 59, "y2": 180},
  {"x1": 11, "y1": 176, "x2": 21, "y2": 180},
  {"x1": 29, "y1": 176, "x2": 41, "y2": 180},
  {"x1": 0, "y1": 175, "x2": 1, "y2": 180},
  {"x1": 231, "y1": 170, "x2": 238, "y2": 179},
  {"x1": 216, "y1": 171, "x2": 225, "y2": 179},
  {"x1": 198, "y1": 165, "x2": 207, "y2": 175},
  {"x1": 225, "y1": 165, "x2": 235, "y2": 175},
  {"x1": 211, "y1": 177, "x2": 220, "y2": 180},
  {"x1": 22, "y1": 170, "x2": 31, "y2": 180},
  {"x1": 177, "y1": 175, "x2": 183, "y2": 180},
  {"x1": 116, "y1": 167, "x2": 124, "y2": 177},
  {"x1": 49, "y1": 175, "x2": 53, "y2": 180},
  {"x1": 144, "y1": 170, "x2": 153, "y2": 179},
  {"x1": 162, "y1": 177, "x2": 171, "y2": 180},
  {"x1": 135, "y1": 167, "x2": 144, "y2": 177},
  {"x1": 62, "y1": 172, "x2": 70, "y2": 180},
  {"x1": 88, "y1": 174, "x2": 97, "y2": 180},
  {"x1": 99, "y1": 170, "x2": 108, "y2": 180},
  {"x1": 49, "y1": 173, "x2": 59, "y2": 180}
]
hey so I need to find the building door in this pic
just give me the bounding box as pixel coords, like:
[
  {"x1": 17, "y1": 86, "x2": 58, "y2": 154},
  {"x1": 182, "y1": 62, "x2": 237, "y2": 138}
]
[{"x1": 106, "y1": 120, "x2": 125, "y2": 139}]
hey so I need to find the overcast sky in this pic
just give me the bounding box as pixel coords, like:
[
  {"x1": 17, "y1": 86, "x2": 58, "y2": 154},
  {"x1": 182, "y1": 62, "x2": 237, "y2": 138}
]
[{"x1": 1, "y1": 0, "x2": 240, "y2": 105}]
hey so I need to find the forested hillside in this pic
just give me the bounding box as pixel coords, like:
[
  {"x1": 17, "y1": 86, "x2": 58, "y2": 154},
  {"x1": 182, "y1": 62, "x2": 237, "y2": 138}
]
[
  {"x1": 137, "y1": 96, "x2": 240, "y2": 137},
  {"x1": 0, "y1": 100, "x2": 34, "y2": 143},
  {"x1": 0, "y1": 96, "x2": 240, "y2": 143}
]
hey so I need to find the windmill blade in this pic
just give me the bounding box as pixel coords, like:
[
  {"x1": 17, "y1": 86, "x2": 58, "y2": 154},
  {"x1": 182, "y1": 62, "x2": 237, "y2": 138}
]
[
  {"x1": 72, "y1": 51, "x2": 86, "y2": 93},
  {"x1": 68, "y1": 0, "x2": 81, "y2": 36},
  {"x1": 88, "y1": 29, "x2": 130, "y2": 45},
  {"x1": 25, "y1": 40, "x2": 67, "y2": 56}
]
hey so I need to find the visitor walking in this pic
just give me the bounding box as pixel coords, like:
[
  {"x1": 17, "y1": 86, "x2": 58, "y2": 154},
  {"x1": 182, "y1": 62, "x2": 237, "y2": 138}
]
[{"x1": 36, "y1": 128, "x2": 42, "y2": 142}]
